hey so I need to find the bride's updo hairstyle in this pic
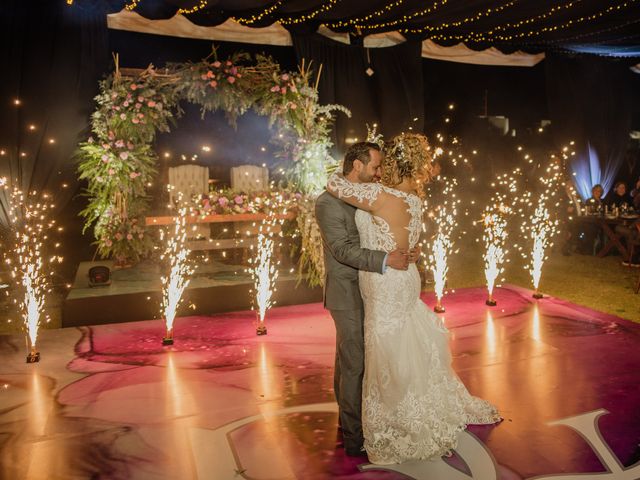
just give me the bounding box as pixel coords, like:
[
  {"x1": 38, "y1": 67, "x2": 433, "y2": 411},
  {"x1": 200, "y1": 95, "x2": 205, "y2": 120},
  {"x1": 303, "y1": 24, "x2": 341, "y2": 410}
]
[{"x1": 381, "y1": 133, "x2": 434, "y2": 198}]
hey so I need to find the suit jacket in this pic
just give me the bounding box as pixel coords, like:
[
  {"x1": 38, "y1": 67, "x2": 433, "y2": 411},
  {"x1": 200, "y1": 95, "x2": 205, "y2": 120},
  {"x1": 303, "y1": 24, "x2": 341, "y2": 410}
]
[{"x1": 315, "y1": 191, "x2": 386, "y2": 311}]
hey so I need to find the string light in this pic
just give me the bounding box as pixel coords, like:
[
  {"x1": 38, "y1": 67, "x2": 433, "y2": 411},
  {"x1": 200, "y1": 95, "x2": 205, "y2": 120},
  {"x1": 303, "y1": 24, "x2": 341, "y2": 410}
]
[
  {"x1": 407, "y1": 0, "x2": 639, "y2": 42},
  {"x1": 325, "y1": 0, "x2": 406, "y2": 28},
  {"x1": 177, "y1": 0, "x2": 208, "y2": 15},
  {"x1": 124, "y1": 0, "x2": 141, "y2": 11},
  {"x1": 423, "y1": 0, "x2": 519, "y2": 33},
  {"x1": 537, "y1": 16, "x2": 640, "y2": 46},
  {"x1": 330, "y1": 0, "x2": 449, "y2": 31},
  {"x1": 279, "y1": 0, "x2": 340, "y2": 25},
  {"x1": 234, "y1": 0, "x2": 283, "y2": 25},
  {"x1": 447, "y1": 0, "x2": 582, "y2": 39}
]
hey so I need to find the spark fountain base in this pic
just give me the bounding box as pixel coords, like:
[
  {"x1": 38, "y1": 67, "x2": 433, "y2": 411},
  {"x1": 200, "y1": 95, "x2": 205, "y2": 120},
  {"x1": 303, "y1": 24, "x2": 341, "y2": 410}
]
[
  {"x1": 533, "y1": 292, "x2": 544, "y2": 299},
  {"x1": 433, "y1": 305, "x2": 446, "y2": 313},
  {"x1": 256, "y1": 324, "x2": 267, "y2": 336},
  {"x1": 26, "y1": 351, "x2": 40, "y2": 363},
  {"x1": 486, "y1": 299, "x2": 497, "y2": 306},
  {"x1": 162, "y1": 337, "x2": 174, "y2": 346}
]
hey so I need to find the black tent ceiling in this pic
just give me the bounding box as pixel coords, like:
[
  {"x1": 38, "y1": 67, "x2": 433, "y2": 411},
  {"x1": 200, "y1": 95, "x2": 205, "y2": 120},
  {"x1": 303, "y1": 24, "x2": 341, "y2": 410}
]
[{"x1": 93, "y1": 0, "x2": 640, "y2": 54}]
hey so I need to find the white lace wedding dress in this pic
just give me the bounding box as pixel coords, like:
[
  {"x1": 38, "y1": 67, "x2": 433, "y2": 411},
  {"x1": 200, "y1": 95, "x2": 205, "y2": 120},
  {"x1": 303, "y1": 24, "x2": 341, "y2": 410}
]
[{"x1": 328, "y1": 174, "x2": 500, "y2": 465}]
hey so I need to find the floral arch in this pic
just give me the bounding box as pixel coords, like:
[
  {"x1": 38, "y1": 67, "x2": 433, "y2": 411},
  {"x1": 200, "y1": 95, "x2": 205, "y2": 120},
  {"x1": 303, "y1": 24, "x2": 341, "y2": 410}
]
[{"x1": 77, "y1": 51, "x2": 349, "y2": 283}]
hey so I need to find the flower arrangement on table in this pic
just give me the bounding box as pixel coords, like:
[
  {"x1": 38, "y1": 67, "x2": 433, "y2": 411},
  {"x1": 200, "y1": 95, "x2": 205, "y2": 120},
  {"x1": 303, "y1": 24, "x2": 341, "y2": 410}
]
[{"x1": 193, "y1": 188, "x2": 303, "y2": 216}]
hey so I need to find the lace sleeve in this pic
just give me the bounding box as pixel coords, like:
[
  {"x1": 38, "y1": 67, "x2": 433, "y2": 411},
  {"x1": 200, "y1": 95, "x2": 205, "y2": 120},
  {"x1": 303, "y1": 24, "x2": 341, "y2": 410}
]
[{"x1": 326, "y1": 173, "x2": 383, "y2": 211}]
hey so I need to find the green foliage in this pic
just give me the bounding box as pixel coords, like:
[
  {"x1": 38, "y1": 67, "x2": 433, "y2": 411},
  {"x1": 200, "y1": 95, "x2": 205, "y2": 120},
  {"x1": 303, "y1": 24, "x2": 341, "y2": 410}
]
[{"x1": 77, "y1": 50, "x2": 348, "y2": 281}]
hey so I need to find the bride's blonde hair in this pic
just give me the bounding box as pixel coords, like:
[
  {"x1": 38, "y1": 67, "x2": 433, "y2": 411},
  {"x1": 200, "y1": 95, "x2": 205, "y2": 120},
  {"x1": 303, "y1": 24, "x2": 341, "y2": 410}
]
[{"x1": 381, "y1": 133, "x2": 434, "y2": 198}]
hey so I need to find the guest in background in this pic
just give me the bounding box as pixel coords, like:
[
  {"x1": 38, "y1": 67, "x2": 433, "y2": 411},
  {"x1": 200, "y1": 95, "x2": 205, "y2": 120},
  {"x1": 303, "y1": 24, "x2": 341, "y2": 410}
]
[
  {"x1": 616, "y1": 220, "x2": 640, "y2": 267},
  {"x1": 586, "y1": 184, "x2": 604, "y2": 210},
  {"x1": 605, "y1": 181, "x2": 632, "y2": 209},
  {"x1": 631, "y1": 178, "x2": 640, "y2": 210},
  {"x1": 577, "y1": 184, "x2": 604, "y2": 254},
  {"x1": 630, "y1": 178, "x2": 640, "y2": 198}
]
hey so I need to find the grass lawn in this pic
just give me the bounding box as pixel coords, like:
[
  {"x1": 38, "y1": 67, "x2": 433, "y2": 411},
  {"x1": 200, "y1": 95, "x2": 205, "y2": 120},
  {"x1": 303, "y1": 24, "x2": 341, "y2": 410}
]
[{"x1": 429, "y1": 241, "x2": 640, "y2": 322}]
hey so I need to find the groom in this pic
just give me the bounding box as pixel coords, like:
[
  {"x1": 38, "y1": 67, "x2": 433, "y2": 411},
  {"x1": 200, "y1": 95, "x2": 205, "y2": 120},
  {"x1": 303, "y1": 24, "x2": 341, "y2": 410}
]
[{"x1": 315, "y1": 142, "x2": 417, "y2": 456}]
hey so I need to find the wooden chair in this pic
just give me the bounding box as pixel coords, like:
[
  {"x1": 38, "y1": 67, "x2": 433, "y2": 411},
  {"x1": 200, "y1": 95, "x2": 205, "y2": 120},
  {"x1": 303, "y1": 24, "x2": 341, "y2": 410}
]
[
  {"x1": 168, "y1": 164, "x2": 210, "y2": 241},
  {"x1": 230, "y1": 165, "x2": 269, "y2": 192}
]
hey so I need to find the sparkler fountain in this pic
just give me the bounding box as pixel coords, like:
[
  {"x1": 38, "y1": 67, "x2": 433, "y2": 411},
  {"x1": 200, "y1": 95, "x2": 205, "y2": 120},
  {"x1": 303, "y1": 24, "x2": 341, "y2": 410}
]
[
  {"x1": 160, "y1": 203, "x2": 194, "y2": 345},
  {"x1": 482, "y1": 208, "x2": 508, "y2": 307},
  {"x1": 4, "y1": 187, "x2": 57, "y2": 362},
  {"x1": 521, "y1": 161, "x2": 562, "y2": 299},
  {"x1": 426, "y1": 178, "x2": 459, "y2": 313},
  {"x1": 248, "y1": 194, "x2": 290, "y2": 336}
]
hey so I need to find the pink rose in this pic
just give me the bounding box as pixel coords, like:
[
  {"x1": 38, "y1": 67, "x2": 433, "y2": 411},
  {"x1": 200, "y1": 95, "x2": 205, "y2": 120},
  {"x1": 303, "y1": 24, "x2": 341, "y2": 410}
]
[
  {"x1": 123, "y1": 101, "x2": 129, "y2": 107},
  {"x1": 137, "y1": 113, "x2": 144, "y2": 118},
  {"x1": 281, "y1": 87, "x2": 287, "y2": 94},
  {"x1": 108, "y1": 169, "x2": 116, "y2": 175},
  {"x1": 231, "y1": 67, "x2": 238, "y2": 75},
  {"x1": 129, "y1": 172, "x2": 139, "y2": 179},
  {"x1": 206, "y1": 71, "x2": 214, "y2": 78},
  {"x1": 209, "y1": 80, "x2": 217, "y2": 88},
  {"x1": 104, "y1": 239, "x2": 113, "y2": 247},
  {"x1": 213, "y1": 61, "x2": 221, "y2": 68},
  {"x1": 126, "y1": 234, "x2": 133, "y2": 240},
  {"x1": 130, "y1": 84, "x2": 137, "y2": 90},
  {"x1": 132, "y1": 118, "x2": 140, "y2": 124},
  {"x1": 101, "y1": 154, "x2": 109, "y2": 162},
  {"x1": 200, "y1": 74, "x2": 208, "y2": 81},
  {"x1": 236, "y1": 73, "x2": 242, "y2": 78},
  {"x1": 218, "y1": 197, "x2": 228, "y2": 207},
  {"x1": 281, "y1": 74, "x2": 289, "y2": 81},
  {"x1": 102, "y1": 143, "x2": 110, "y2": 150},
  {"x1": 135, "y1": 103, "x2": 142, "y2": 109},
  {"x1": 108, "y1": 131, "x2": 115, "y2": 140},
  {"x1": 119, "y1": 113, "x2": 126, "y2": 120},
  {"x1": 127, "y1": 142, "x2": 134, "y2": 150},
  {"x1": 234, "y1": 195, "x2": 243, "y2": 205},
  {"x1": 270, "y1": 86, "x2": 279, "y2": 93},
  {"x1": 147, "y1": 100, "x2": 156, "y2": 107},
  {"x1": 119, "y1": 152, "x2": 129, "y2": 160},
  {"x1": 115, "y1": 140, "x2": 124, "y2": 148},
  {"x1": 138, "y1": 234, "x2": 144, "y2": 239},
  {"x1": 227, "y1": 76, "x2": 236, "y2": 84},
  {"x1": 226, "y1": 61, "x2": 232, "y2": 66},
  {"x1": 115, "y1": 233, "x2": 123, "y2": 241},
  {"x1": 290, "y1": 103, "x2": 297, "y2": 110},
  {"x1": 137, "y1": 96, "x2": 144, "y2": 102}
]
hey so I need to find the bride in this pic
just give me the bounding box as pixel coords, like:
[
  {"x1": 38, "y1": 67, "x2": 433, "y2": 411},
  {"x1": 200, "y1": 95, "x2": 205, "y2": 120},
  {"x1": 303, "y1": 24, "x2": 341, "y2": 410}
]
[{"x1": 327, "y1": 133, "x2": 500, "y2": 465}]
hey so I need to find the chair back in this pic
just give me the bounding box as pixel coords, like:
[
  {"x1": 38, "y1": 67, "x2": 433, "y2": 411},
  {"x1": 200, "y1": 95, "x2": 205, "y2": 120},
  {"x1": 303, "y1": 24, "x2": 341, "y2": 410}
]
[
  {"x1": 168, "y1": 165, "x2": 209, "y2": 205},
  {"x1": 230, "y1": 165, "x2": 269, "y2": 192}
]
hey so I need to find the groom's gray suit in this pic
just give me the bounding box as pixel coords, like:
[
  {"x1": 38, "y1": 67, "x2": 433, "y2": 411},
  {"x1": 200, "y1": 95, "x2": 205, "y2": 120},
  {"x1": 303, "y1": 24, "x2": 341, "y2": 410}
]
[{"x1": 315, "y1": 190, "x2": 386, "y2": 450}]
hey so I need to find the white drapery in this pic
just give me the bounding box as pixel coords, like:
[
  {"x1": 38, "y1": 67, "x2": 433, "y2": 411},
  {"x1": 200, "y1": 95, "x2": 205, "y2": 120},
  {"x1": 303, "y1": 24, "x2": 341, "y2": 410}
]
[{"x1": 107, "y1": 10, "x2": 545, "y2": 68}]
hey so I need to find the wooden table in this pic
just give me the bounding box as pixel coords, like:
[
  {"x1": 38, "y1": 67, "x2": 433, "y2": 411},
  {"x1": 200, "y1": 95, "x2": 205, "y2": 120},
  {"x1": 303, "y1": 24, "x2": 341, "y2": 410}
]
[
  {"x1": 576, "y1": 215, "x2": 639, "y2": 259},
  {"x1": 145, "y1": 212, "x2": 295, "y2": 251},
  {"x1": 145, "y1": 212, "x2": 295, "y2": 226}
]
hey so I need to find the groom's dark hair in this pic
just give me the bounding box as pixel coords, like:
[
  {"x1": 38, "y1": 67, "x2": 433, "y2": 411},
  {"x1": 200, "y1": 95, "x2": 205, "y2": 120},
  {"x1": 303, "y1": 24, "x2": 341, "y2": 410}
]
[{"x1": 343, "y1": 142, "x2": 381, "y2": 175}]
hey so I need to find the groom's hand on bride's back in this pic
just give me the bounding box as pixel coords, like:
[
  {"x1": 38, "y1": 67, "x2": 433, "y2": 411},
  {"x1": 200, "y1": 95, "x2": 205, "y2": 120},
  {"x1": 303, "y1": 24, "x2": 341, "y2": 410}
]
[
  {"x1": 408, "y1": 247, "x2": 421, "y2": 264},
  {"x1": 385, "y1": 249, "x2": 409, "y2": 270}
]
